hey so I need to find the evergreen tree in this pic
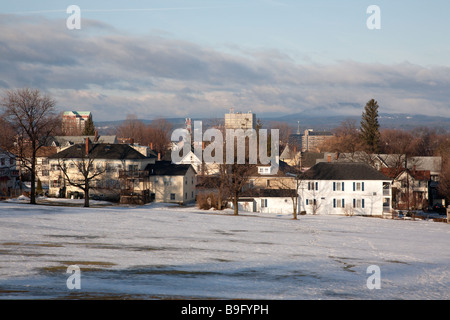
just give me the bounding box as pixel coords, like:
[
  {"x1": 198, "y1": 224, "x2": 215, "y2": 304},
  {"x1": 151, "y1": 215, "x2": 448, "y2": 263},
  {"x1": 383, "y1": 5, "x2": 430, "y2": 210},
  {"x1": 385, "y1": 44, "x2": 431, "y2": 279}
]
[
  {"x1": 83, "y1": 117, "x2": 95, "y2": 136},
  {"x1": 360, "y1": 99, "x2": 381, "y2": 153}
]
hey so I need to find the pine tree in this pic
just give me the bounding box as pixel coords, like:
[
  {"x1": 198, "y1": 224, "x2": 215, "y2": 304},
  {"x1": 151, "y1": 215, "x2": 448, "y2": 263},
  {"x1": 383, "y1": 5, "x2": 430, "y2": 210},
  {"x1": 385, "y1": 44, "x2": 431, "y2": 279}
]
[
  {"x1": 83, "y1": 117, "x2": 95, "y2": 136},
  {"x1": 360, "y1": 99, "x2": 381, "y2": 153}
]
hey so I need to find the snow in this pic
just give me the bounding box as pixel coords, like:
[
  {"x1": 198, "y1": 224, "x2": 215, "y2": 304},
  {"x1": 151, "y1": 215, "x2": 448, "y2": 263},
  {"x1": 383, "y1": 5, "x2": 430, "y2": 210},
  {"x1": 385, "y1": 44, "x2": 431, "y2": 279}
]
[{"x1": 0, "y1": 200, "x2": 449, "y2": 299}]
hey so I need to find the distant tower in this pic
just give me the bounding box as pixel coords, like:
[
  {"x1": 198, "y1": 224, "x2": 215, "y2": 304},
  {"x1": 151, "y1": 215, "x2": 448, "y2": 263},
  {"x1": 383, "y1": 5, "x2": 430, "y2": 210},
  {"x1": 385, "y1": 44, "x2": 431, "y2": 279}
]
[
  {"x1": 297, "y1": 121, "x2": 300, "y2": 135},
  {"x1": 185, "y1": 118, "x2": 192, "y2": 134}
]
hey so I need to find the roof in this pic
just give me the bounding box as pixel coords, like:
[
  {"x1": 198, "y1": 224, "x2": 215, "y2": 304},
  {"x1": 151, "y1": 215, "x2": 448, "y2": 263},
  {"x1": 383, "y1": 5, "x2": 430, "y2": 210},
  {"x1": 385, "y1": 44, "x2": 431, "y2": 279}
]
[
  {"x1": 241, "y1": 188, "x2": 297, "y2": 198},
  {"x1": 303, "y1": 162, "x2": 390, "y2": 180},
  {"x1": 63, "y1": 111, "x2": 91, "y2": 116},
  {"x1": 301, "y1": 152, "x2": 324, "y2": 168},
  {"x1": 48, "y1": 143, "x2": 148, "y2": 160},
  {"x1": 146, "y1": 161, "x2": 193, "y2": 176},
  {"x1": 51, "y1": 135, "x2": 118, "y2": 146},
  {"x1": 381, "y1": 168, "x2": 431, "y2": 181}
]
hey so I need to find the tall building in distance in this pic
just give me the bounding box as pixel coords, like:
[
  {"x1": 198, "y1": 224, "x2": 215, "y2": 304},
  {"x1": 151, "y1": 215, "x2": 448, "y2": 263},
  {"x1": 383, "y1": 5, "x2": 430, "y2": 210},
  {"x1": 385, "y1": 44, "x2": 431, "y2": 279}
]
[
  {"x1": 62, "y1": 111, "x2": 92, "y2": 135},
  {"x1": 224, "y1": 109, "x2": 256, "y2": 130},
  {"x1": 302, "y1": 129, "x2": 333, "y2": 152},
  {"x1": 289, "y1": 124, "x2": 334, "y2": 153}
]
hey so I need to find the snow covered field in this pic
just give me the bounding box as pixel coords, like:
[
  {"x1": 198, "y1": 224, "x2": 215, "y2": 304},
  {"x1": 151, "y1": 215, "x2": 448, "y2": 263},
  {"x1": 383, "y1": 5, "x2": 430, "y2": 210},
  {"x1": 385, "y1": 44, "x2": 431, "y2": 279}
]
[{"x1": 0, "y1": 200, "x2": 449, "y2": 300}]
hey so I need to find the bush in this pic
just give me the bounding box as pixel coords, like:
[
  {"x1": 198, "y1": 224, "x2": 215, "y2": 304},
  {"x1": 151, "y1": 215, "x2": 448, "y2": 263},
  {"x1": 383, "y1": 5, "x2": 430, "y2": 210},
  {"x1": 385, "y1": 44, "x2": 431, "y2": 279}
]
[{"x1": 197, "y1": 193, "x2": 218, "y2": 210}]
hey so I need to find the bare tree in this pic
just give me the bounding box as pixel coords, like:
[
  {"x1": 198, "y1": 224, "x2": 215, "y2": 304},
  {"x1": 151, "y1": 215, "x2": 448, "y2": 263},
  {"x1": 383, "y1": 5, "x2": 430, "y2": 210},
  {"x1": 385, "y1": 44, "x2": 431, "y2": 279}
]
[
  {"x1": 1, "y1": 88, "x2": 59, "y2": 204},
  {"x1": 319, "y1": 119, "x2": 364, "y2": 155},
  {"x1": 277, "y1": 160, "x2": 301, "y2": 219},
  {"x1": 226, "y1": 162, "x2": 255, "y2": 215},
  {"x1": 116, "y1": 114, "x2": 147, "y2": 144},
  {"x1": 147, "y1": 118, "x2": 173, "y2": 158},
  {"x1": 56, "y1": 143, "x2": 106, "y2": 207}
]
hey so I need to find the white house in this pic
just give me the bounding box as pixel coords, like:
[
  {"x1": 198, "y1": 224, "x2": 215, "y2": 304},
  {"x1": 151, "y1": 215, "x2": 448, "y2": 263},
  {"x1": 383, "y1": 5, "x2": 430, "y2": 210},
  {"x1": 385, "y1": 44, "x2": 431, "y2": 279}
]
[{"x1": 299, "y1": 162, "x2": 392, "y2": 216}]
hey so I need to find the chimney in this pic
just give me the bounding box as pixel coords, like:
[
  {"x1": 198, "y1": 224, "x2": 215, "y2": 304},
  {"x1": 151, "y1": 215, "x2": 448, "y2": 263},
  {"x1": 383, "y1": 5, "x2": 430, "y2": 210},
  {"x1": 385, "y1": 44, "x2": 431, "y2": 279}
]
[
  {"x1": 130, "y1": 138, "x2": 134, "y2": 145},
  {"x1": 335, "y1": 152, "x2": 338, "y2": 160},
  {"x1": 202, "y1": 141, "x2": 205, "y2": 150},
  {"x1": 327, "y1": 155, "x2": 331, "y2": 163},
  {"x1": 85, "y1": 137, "x2": 89, "y2": 155},
  {"x1": 150, "y1": 142, "x2": 153, "y2": 150},
  {"x1": 94, "y1": 130, "x2": 98, "y2": 142},
  {"x1": 158, "y1": 152, "x2": 161, "y2": 161}
]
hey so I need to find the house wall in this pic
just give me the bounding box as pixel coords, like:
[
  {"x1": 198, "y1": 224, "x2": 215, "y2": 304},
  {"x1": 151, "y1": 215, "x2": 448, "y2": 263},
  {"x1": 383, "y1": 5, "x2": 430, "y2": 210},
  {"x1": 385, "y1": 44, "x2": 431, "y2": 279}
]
[
  {"x1": 150, "y1": 167, "x2": 196, "y2": 204},
  {"x1": 48, "y1": 158, "x2": 153, "y2": 199},
  {"x1": 255, "y1": 197, "x2": 295, "y2": 214},
  {"x1": 299, "y1": 180, "x2": 391, "y2": 216}
]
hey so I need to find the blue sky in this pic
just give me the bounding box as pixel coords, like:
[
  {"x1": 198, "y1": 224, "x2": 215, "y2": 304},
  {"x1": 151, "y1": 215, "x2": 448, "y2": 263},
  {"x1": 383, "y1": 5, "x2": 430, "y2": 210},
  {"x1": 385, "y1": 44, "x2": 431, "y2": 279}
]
[{"x1": 1, "y1": 1, "x2": 449, "y2": 120}]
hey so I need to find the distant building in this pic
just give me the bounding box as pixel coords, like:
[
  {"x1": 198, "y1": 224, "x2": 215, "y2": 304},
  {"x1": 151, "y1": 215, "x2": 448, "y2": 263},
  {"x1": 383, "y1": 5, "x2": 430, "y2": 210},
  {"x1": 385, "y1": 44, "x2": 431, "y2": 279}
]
[
  {"x1": 62, "y1": 111, "x2": 92, "y2": 135},
  {"x1": 289, "y1": 129, "x2": 333, "y2": 152},
  {"x1": 224, "y1": 109, "x2": 256, "y2": 130}
]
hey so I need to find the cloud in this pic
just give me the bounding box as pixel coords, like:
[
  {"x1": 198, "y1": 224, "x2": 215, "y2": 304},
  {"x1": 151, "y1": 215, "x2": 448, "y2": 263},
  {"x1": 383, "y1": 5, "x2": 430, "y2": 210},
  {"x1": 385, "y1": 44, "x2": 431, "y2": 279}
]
[{"x1": 0, "y1": 14, "x2": 449, "y2": 121}]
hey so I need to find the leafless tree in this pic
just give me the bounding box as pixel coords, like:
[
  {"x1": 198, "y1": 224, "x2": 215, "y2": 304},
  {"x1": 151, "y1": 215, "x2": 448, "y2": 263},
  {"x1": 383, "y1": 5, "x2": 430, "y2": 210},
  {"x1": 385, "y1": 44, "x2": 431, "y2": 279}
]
[
  {"x1": 56, "y1": 143, "x2": 106, "y2": 207},
  {"x1": 1, "y1": 88, "x2": 59, "y2": 204}
]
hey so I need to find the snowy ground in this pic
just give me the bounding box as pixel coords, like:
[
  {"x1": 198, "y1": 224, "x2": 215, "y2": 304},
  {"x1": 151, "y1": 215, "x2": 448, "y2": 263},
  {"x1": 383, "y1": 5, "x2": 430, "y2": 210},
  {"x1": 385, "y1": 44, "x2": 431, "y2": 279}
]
[{"x1": 0, "y1": 200, "x2": 449, "y2": 300}]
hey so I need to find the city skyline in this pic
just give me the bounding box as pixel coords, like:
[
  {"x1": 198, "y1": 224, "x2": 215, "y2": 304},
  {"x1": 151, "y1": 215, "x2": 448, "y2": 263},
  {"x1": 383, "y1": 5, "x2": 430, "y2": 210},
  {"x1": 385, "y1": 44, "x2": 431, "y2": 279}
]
[{"x1": 1, "y1": 0, "x2": 449, "y2": 121}]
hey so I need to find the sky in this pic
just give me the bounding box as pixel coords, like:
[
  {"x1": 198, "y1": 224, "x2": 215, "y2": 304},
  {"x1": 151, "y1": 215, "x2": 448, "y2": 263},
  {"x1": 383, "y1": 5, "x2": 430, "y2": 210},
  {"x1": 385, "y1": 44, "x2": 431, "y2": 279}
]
[{"x1": 1, "y1": 0, "x2": 449, "y2": 121}]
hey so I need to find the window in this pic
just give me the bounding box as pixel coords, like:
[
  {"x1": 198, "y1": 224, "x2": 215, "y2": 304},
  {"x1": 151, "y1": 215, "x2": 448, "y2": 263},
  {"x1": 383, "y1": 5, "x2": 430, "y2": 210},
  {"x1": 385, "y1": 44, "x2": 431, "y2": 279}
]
[
  {"x1": 50, "y1": 180, "x2": 60, "y2": 188},
  {"x1": 261, "y1": 199, "x2": 267, "y2": 208},
  {"x1": 353, "y1": 199, "x2": 363, "y2": 208},
  {"x1": 333, "y1": 182, "x2": 344, "y2": 191},
  {"x1": 170, "y1": 193, "x2": 175, "y2": 200},
  {"x1": 308, "y1": 182, "x2": 318, "y2": 191},
  {"x1": 333, "y1": 199, "x2": 345, "y2": 208},
  {"x1": 353, "y1": 182, "x2": 362, "y2": 191},
  {"x1": 185, "y1": 193, "x2": 187, "y2": 199},
  {"x1": 41, "y1": 170, "x2": 49, "y2": 176}
]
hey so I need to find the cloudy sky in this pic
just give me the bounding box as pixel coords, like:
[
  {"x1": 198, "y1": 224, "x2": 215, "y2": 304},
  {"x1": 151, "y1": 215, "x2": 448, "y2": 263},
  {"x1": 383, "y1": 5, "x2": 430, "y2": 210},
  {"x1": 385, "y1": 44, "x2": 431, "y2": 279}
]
[{"x1": 1, "y1": 0, "x2": 449, "y2": 121}]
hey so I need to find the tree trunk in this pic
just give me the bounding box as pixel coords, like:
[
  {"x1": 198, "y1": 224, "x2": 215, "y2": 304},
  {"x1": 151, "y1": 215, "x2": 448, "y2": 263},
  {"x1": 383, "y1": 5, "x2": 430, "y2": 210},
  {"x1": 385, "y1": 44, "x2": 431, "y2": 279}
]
[
  {"x1": 233, "y1": 193, "x2": 239, "y2": 215},
  {"x1": 30, "y1": 147, "x2": 36, "y2": 204},
  {"x1": 84, "y1": 184, "x2": 90, "y2": 207},
  {"x1": 292, "y1": 199, "x2": 297, "y2": 220}
]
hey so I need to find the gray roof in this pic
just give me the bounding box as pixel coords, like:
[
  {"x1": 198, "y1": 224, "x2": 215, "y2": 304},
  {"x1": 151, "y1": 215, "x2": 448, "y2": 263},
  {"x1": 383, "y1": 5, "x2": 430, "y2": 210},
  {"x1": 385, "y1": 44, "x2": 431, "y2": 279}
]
[
  {"x1": 49, "y1": 143, "x2": 148, "y2": 160},
  {"x1": 303, "y1": 162, "x2": 390, "y2": 180},
  {"x1": 50, "y1": 135, "x2": 118, "y2": 146},
  {"x1": 146, "y1": 161, "x2": 193, "y2": 176}
]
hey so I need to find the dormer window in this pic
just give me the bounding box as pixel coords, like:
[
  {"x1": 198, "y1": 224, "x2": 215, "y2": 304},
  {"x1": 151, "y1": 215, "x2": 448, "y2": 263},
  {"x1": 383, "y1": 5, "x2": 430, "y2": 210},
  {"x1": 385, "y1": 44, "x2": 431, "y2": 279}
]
[{"x1": 258, "y1": 166, "x2": 270, "y2": 175}]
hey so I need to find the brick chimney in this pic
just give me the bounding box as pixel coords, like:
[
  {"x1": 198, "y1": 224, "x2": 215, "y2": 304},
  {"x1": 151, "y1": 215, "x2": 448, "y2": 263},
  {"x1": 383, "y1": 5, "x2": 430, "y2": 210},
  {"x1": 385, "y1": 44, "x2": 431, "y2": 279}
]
[
  {"x1": 158, "y1": 152, "x2": 161, "y2": 161},
  {"x1": 85, "y1": 137, "x2": 89, "y2": 155},
  {"x1": 327, "y1": 155, "x2": 331, "y2": 162},
  {"x1": 94, "y1": 130, "x2": 98, "y2": 142}
]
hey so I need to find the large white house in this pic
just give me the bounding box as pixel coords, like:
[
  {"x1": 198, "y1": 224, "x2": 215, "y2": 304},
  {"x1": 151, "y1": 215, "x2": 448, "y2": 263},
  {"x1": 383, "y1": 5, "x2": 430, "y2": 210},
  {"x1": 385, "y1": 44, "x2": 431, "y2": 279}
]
[{"x1": 299, "y1": 162, "x2": 392, "y2": 216}]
